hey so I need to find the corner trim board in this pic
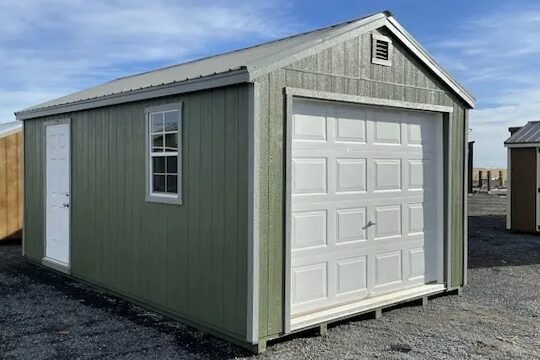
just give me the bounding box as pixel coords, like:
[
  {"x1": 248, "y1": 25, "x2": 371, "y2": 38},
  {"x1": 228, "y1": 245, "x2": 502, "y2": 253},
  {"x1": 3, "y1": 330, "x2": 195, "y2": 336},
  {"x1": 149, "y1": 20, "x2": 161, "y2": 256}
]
[
  {"x1": 463, "y1": 110, "x2": 468, "y2": 286},
  {"x1": 506, "y1": 148, "x2": 511, "y2": 230},
  {"x1": 536, "y1": 148, "x2": 540, "y2": 232},
  {"x1": 445, "y1": 113, "x2": 453, "y2": 288},
  {"x1": 21, "y1": 121, "x2": 26, "y2": 257},
  {"x1": 283, "y1": 93, "x2": 294, "y2": 334},
  {"x1": 246, "y1": 82, "x2": 260, "y2": 344}
]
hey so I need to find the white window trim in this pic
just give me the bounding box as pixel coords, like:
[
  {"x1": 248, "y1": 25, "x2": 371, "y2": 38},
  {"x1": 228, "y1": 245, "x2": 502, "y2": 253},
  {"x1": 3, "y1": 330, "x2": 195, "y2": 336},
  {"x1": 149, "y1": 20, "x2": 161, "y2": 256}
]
[
  {"x1": 371, "y1": 33, "x2": 393, "y2": 67},
  {"x1": 145, "y1": 102, "x2": 183, "y2": 205}
]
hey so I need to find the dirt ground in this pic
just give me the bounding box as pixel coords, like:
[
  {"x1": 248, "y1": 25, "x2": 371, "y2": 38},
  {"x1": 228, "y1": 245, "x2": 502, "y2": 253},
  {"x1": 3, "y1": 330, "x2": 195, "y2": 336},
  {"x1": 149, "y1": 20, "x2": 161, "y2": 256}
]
[{"x1": 0, "y1": 201, "x2": 539, "y2": 358}]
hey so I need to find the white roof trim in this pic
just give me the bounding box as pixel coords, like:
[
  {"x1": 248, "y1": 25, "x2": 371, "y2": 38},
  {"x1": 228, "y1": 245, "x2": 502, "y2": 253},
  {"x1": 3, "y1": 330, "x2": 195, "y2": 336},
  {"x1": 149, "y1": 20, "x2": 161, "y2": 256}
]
[{"x1": 385, "y1": 17, "x2": 475, "y2": 108}]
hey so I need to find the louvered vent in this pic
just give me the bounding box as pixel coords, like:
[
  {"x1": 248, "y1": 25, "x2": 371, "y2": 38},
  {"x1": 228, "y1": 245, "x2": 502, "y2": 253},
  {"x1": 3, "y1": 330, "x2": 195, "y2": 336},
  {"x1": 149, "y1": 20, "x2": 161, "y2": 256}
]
[
  {"x1": 372, "y1": 34, "x2": 392, "y2": 66},
  {"x1": 374, "y1": 39, "x2": 389, "y2": 61}
]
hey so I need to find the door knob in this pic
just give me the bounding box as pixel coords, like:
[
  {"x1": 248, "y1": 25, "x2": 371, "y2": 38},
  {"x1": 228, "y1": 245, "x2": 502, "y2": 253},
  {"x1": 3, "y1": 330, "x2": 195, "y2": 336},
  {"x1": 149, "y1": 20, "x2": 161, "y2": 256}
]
[{"x1": 63, "y1": 203, "x2": 70, "y2": 208}]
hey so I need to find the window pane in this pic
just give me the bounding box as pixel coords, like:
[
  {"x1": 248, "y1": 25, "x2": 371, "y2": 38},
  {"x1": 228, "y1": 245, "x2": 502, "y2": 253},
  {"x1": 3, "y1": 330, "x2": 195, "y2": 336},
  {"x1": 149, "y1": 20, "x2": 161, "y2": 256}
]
[
  {"x1": 164, "y1": 111, "x2": 178, "y2": 132},
  {"x1": 166, "y1": 175, "x2": 178, "y2": 193},
  {"x1": 166, "y1": 156, "x2": 177, "y2": 174},
  {"x1": 153, "y1": 175, "x2": 165, "y2": 193},
  {"x1": 165, "y1": 133, "x2": 177, "y2": 151},
  {"x1": 152, "y1": 134, "x2": 164, "y2": 152},
  {"x1": 151, "y1": 113, "x2": 164, "y2": 133},
  {"x1": 153, "y1": 156, "x2": 165, "y2": 174}
]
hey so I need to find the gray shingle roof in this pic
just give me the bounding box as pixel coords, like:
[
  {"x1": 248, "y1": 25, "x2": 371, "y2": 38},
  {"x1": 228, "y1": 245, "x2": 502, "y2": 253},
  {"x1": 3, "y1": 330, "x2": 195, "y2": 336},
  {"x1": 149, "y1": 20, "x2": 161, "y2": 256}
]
[
  {"x1": 505, "y1": 121, "x2": 540, "y2": 144},
  {"x1": 16, "y1": 11, "x2": 474, "y2": 120}
]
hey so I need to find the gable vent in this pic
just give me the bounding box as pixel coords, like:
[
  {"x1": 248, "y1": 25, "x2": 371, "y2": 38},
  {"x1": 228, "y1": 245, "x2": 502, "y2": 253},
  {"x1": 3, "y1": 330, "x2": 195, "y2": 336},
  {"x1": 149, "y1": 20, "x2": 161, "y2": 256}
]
[{"x1": 372, "y1": 34, "x2": 392, "y2": 66}]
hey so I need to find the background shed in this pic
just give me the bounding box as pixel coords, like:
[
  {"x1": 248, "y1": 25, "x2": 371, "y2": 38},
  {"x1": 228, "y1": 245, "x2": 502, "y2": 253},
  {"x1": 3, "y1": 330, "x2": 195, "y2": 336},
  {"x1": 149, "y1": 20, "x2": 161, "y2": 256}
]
[{"x1": 505, "y1": 121, "x2": 540, "y2": 233}]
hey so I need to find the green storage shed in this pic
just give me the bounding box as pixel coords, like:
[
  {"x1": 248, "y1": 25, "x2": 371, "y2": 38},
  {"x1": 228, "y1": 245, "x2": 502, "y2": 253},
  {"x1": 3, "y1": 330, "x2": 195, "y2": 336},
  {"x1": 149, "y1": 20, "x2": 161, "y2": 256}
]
[{"x1": 17, "y1": 11, "x2": 474, "y2": 353}]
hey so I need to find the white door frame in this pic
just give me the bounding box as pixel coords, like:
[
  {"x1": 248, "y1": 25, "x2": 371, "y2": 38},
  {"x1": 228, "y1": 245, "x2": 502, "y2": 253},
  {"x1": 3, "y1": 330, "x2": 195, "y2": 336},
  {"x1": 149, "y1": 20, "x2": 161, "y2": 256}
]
[
  {"x1": 283, "y1": 87, "x2": 455, "y2": 333},
  {"x1": 42, "y1": 118, "x2": 72, "y2": 274}
]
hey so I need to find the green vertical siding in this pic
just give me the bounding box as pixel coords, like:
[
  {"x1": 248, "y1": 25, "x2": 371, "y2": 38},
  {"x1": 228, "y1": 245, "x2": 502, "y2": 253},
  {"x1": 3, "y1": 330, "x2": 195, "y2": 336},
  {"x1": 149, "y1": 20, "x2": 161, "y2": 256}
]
[
  {"x1": 24, "y1": 84, "x2": 250, "y2": 342},
  {"x1": 256, "y1": 28, "x2": 469, "y2": 338},
  {"x1": 23, "y1": 120, "x2": 45, "y2": 260}
]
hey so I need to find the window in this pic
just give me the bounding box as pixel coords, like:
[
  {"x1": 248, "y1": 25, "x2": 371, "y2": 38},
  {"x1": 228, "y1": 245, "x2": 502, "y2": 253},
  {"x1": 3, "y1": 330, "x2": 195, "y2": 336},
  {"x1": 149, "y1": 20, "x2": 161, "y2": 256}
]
[
  {"x1": 146, "y1": 103, "x2": 182, "y2": 204},
  {"x1": 371, "y1": 34, "x2": 392, "y2": 67}
]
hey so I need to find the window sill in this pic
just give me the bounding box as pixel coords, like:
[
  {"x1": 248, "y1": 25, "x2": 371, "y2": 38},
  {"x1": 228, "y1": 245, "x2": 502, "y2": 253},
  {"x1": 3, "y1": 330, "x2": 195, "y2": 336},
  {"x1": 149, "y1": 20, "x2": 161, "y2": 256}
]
[{"x1": 146, "y1": 194, "x2": 183, "y2": 205}]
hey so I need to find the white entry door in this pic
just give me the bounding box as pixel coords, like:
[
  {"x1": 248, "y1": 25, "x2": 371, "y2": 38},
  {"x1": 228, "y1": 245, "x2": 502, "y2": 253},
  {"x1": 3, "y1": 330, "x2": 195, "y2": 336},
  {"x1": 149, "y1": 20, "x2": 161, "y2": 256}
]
[
  {"x1": 45, "y1": 122, "x2": 71, "y2": 266},
  {"x1": 290, "y1": 99, "x2": 443, "y2": 319}
]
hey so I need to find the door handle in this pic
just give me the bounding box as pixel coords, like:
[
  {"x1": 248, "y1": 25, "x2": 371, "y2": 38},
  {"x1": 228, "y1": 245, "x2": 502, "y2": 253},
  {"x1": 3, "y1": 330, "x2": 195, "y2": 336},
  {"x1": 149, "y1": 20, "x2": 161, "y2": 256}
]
[
  {"x1": 63, "y1": 203, "x2": 70, "y2": 208},
  {"x1": 363, "y1": 220, "x2": 376, "y2": 229}
]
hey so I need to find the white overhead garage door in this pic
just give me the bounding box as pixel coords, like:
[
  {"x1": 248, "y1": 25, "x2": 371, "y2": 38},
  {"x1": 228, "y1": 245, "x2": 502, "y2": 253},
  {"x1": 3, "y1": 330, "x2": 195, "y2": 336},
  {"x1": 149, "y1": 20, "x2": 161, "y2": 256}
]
[{"x1": 289, "y1": 98, "x2": 443, "y2": 325}]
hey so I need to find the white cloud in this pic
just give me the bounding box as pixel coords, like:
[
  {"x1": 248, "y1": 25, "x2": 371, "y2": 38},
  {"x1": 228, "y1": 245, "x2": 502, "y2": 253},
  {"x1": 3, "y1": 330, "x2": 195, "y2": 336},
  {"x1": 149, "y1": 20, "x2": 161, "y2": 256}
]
[
  {"x1": 0, "y1": 0, "x2": 296, "y2": 122},
  {"x1": 430, "y1": 6, "x2": 540, "y2": 167}
]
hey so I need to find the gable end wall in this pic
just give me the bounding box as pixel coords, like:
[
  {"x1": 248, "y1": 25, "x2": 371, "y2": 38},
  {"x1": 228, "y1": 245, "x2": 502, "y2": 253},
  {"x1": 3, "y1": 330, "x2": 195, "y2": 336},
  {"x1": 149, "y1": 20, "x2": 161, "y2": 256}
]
[{"x1": 255, "y1": 27, "x2": 468, "y2": 339}]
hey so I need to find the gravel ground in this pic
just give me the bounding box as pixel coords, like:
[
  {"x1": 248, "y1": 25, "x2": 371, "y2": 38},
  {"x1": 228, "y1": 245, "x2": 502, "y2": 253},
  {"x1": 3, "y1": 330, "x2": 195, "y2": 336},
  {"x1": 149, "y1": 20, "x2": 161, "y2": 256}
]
[{"x1": 1, "y1": 214, "x2": 539, "y2": 359}]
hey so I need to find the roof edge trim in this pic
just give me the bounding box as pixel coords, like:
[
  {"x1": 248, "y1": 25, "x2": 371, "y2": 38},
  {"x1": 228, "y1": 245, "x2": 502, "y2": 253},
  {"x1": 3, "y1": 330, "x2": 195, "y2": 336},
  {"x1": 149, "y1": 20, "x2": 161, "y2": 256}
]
[
  {"x1": 385, "y1": 16, "x2": 475, "y2": 108},
  {"x1": 16, "y1": 68, "x2": 250, "y2": 120},
  {"x1": 505, "y1": 143, "x2": 540, "y2": 148}
]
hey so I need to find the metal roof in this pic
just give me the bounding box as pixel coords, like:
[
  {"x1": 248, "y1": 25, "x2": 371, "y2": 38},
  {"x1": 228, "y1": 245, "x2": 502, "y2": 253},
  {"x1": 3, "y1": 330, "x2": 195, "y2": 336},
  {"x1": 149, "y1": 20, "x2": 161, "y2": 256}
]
[
  {"x1": 505, "y1": 121, "x2": 540, "y2": 145},
  {"x1": 0, "y1": 121, "x2": 22, "y2": 137},
  {"x1": 16, "y1": 11, "x2": 475, "y2": 120}
]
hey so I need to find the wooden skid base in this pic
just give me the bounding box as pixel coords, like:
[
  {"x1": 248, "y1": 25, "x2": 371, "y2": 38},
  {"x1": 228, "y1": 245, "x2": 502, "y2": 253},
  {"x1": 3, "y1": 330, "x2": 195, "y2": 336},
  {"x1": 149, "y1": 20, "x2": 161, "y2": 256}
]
[{"x1": 258, "y1": 286, "x2": 464, "y2": 354}]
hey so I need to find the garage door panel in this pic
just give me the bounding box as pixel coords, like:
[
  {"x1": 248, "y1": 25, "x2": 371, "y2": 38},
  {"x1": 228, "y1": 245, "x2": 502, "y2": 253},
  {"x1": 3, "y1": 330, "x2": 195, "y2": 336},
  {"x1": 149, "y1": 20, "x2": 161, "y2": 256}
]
[
  {"x1": 336, "y1": 158, "x2": 367, "y2": 193},
  {"x1": 291, "y1": 262, "x2": 328, "y2": 309},
  {"x1": 408, "y1": 248, "x2": 426, "y2": 281},
  {"x1": 292, "y1": 158, "x2": 327, "y2": 195},
  {"x1": 292, "y1": 210, "x2": 327, "y2": 250},
  {"x1": 292, "y1": 100, "x2": 328, "y2": 141},
  {"x1": 334, "y1": 107, "x2": 367, "y2": 143},
  {"x1": 290, "y1": 99, "x2": 443, "y2": 320},
  {"x1": 370, "y1": 109, "x2": 402, "y2": 145},
  {"x1": 373, "y1": 159, "x2": 402, "y2": 192},
  {"x1": 336, "y1": 256, "x2": 368, "y2": 296},
  {"x1": 374, "y1": 205, "x2": 402, "y2": 240},
  {"x1": 373, "y1": 250, "x2": 403, "y2": 289},
  {"x1": 407, "y1": 203, "x2": 424, "y2": 234},
  {"x1": 336, "y1": 207, "x2": 367, "y2": 243}
]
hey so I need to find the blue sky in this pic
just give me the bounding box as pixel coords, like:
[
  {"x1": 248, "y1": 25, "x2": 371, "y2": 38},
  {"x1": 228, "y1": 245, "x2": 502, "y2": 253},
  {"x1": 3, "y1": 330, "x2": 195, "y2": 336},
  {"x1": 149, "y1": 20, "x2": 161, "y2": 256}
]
[{"x1": 1, "y1": 0, "x2": 540, "y2": 167}]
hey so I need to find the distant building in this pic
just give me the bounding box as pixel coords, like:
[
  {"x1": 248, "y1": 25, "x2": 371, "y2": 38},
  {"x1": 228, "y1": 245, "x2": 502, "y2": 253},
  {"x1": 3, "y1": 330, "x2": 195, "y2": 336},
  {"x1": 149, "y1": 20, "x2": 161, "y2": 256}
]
[{"x1": 505, "y1": 121, "x2": 540, "y2": 233}]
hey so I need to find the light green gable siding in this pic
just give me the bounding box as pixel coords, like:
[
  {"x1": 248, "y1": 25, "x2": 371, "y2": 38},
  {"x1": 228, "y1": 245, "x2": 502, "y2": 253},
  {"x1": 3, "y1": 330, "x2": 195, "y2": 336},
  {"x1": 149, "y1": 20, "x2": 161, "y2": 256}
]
[
  {"x1": 23, "y1": 84, "x2": 250, "y2": 342},
  {"x1": 256, "y1": 28, "x2": 468, "y2": 339}
]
